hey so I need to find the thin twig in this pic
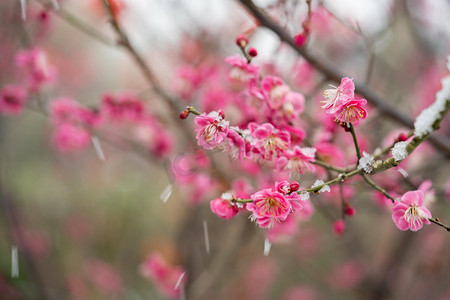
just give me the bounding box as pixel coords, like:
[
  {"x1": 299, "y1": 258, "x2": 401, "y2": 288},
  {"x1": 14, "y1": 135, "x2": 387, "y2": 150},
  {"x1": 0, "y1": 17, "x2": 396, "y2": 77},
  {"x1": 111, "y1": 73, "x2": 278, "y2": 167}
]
[
  {"x1": 362, "y1": 174, "x2": 396, "y2": 202},
  {"x1": 349, "y1": 123, "x2": 362, "y2": 162}
]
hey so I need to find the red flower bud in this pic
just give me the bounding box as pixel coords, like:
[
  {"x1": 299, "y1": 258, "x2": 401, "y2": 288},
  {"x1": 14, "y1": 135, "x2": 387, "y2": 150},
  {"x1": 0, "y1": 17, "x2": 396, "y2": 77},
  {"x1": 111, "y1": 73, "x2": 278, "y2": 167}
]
[
  {"x1": 345, "y1": 206, "x2": 355, "y2": 216},
  {"x1": 236, "y1": 35, "x2": 248, "y2": 48},
  {"x1": 333, "y1": 219, "x2": 346, "y2": 236},
  {"x1": 248, "y1": 47, "x2": 258, "y2": 57},
  {"x1": 218, "y1": 110, "x2": 225, "y2": 119},
  {"x1": 290, "y1": 181, "x2": 300, "y2": 191},
  {"x1": 294, "y1": 33, "x2": 308, "y2": 47},
  {"x1": 397, "y1": 133, "x2": 408, "y2": 142},
  {"x1": 179, "y1": 110, "x2": 189, "y2": 119}
]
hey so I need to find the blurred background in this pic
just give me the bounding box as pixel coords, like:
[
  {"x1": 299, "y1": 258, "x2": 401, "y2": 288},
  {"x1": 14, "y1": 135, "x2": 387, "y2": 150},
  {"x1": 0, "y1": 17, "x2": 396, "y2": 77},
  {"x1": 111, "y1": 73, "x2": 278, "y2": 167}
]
[{"x1": 0, "y1": 0, "x2": 449, "y2": 299}]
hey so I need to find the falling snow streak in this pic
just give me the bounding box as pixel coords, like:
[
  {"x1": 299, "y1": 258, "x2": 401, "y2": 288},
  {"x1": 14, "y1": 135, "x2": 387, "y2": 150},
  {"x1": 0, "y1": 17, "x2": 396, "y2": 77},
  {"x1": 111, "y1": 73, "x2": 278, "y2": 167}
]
[
  {"x1": 20, "y1": 0, "x2": 26, "y2": 21},
  {"x1": 203, "y1": 220, "x2": 210, "y2": 255},
  {"x1": 159, "y1": 184, "x2": 173, "y2": 203},
  {"x1": 51, "y1": 0, "x2": 59, "y2": 10},
  {"x1": 174, "y1": 272, "x2": 185, "y2": 290},
  {"x1": 11, "y1": 245, "x2": 19, "y2": 278},
  {"x1": 91, "y1": 136, "x2": 105, "y2": 161},
  {"x1": 264, "y1": 238, "x2": 271, "y2": 256}
]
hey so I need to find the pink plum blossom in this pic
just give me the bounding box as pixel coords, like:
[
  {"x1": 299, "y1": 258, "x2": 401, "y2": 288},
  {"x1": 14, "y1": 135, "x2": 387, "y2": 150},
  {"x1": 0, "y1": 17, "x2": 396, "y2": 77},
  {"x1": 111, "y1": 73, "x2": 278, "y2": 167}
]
[
  {"x1": 140, "y1": 253, "x2": 186, "y2": 299},
  {"x1": 0, "y1": 85, "x2": 28, "y2": 115},
  {"x1": 50, "y1": 97, "x2": 100, "y2": 126},
  {"x1": 194, "y1": 111, "x2": 229, "y2": 150},
  {"x1": 276, "y1": 146, "x2": 316, "y2": 175},
  {"x1": 250, "y1": 123, "x2": 290, "y2": 161},
  {"x1": 334, "y1": 97, "x2": 368, "y2": 124},
  {"x1": 15, "y1": 47, "x2": 56, "y2": 91},
  {"x1": 269, "y1": 91, "x2": 305, "y2": 125},
  {"x1": 392, "y1": 190, "x2": 432, "y2": 231},
  {"x1": 52, "y1": 123, "x2": 91, "y2": 153},
  {"x1": 261, "y1": 76, "x2": 290, "y2": 109},
  {"x1": 83, "y1": 259, "x2": 123, "y2": 296},
  {"x1": 225, "y1": 54, "x2": 259, "y2": 88},
  {"x1": 283, "y1": 285, "x2": 317, "y2": 300},
  {"x1": 247, "y1": 188, "x2": 291, "y2": 228},
  {"x1": 210, "y1": 193, "x2": 239, "y2": 220},
  {"x1": 321, "y1": 77, "x2": 355, "y2": 113},
  {"x1": 101, "y1": 92, "x2": 145, "y2": 123},
  {"x1": 172, "y1": 65, "x2": 201, "y2": 101}
]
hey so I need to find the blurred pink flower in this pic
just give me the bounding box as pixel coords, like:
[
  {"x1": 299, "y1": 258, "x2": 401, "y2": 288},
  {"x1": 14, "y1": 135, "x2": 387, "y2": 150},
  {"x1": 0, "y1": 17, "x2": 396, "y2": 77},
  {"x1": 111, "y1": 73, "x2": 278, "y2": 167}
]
[
  {"x1": 328, "y1": 259, "x2": 366, "y2": 290},
  {"x1": 276, "y1": 146, "x2": 316, "y2": 175},
  {"x1": 140, "y1": 253, "x2": 186, "y2": 299},
  {"x1": 52, "y1": 123, "x2": 91, "y2": 153},
  {"x1": 283, "y1": 285, "x2": 317, "y2": 300},
  {"x1": 101, "y1": 92, "x2": 145, "y2": 123},
  {"x1": 0, "y1": 85, "x2": 28, "y2": 115},
  {"x1": 83, "y1": 259, "x2": 123, "y2": 296},
  {"x1": 15, "y1": 47, "x2": 56, "y2": 91}
]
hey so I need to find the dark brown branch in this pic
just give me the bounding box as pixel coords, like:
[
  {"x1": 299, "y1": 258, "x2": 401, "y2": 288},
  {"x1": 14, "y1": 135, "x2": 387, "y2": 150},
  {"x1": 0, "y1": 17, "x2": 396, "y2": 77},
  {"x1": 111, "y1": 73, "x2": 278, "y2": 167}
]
[{"x1": 238, "y1": 0, "x2": 450, "y2": 157}]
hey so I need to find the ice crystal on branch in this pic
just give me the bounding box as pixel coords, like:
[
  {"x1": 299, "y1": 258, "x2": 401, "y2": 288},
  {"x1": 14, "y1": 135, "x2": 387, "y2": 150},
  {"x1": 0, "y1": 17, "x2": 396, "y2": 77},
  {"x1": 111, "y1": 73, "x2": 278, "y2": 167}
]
[
  {"x1": 357, "y1": 151, "x2": 374, "y2": 173},
  {"x1": 311, "y1": 180, "x2": 330, "y2": 193},
  {"x1": 391, "y1": 141, "x2": 408, "y2": 162}
]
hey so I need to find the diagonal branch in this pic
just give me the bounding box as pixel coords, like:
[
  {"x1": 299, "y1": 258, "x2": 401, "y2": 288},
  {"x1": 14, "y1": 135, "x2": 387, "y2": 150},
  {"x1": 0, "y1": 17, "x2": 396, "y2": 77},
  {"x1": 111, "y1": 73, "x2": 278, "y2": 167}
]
[{"x1": 238, "y1": 0, "x2": 450, "y2": 157}]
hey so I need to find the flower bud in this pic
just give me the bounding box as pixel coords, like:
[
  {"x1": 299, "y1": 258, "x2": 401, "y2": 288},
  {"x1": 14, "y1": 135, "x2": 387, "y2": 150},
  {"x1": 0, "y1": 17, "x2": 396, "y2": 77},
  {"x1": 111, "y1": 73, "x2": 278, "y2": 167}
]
[
  {"x1": 290, "y1": 181, "x2": 300, "y2": 192},
  {"x1": 248, "y1": 47, "x2": 258, "y2": 57},
  {"x1": 345, "y1": 205, "x2": 355, "y2": 216},
  {"x1": 397, "y1": 133, "x2": 408, "y2": 142},
  {"x1": 333, "y1": 219, "x2": 346, "y2": 236},
  {"x1": 235, "y1": 35, "x2": 248, "y2": 48},
  {"x1": 179, "y1": 110, "x2": 189, "y2": 119}
]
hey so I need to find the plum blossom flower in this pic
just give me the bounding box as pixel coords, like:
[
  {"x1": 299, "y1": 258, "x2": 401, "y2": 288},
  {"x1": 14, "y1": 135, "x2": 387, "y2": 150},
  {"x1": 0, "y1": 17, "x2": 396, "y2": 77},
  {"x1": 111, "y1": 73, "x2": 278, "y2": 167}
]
[
  {"x1": 261, "y1": 76, "x2": 291, "y2": 109},
  {"x1": 247, "y1": 188, "x2": 291, "y2": 228},
  {"x1": 322, "y1": 77, "x2": 355, "y2": 113},
  {"x1": 392, "y1": 190, "x2": 432, "y2": 231},
  {"x1": 0, "y1": 85, "x2": 28, "y2": 115},
  {"x1": 210, "y1": 193, "x2": 239, "y2": 220},
  {"x1": 226, "y1": 55, "x2": 259, "y2": 87},
  {"x1": 194, "y1": 111, "x2": 229, "y2": 150},
  {"x1": 52, "y1": 123, "x2": 91, "y2": 153},
  {"x1": 250, "y1": 123, "x2": 290, "y2": 161},
  {"x1": 140, "y1": 253, "x2": 186, "y2": 299},
  {"x1": 333, "y1": 98, "x2": 368, "y2": 124},
  {"x1": 101, "y1": 92, "x2": 144, "y2": 123},
  {"x1": 276, "y1": 146, "x2": 316, "y2": 175},
  {"x1": 15, "y1": 47, "x2": 56, "y2": 91},
  {"x1": 50, "y1": 97, "x2": 100, "y2": 126}
]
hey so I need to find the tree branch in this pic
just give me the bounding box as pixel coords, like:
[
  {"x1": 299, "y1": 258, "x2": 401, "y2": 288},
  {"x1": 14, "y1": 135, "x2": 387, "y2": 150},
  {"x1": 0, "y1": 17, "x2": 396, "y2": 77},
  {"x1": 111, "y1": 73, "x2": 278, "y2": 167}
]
[{"x1": 238, "y1": 0, "x2": 450, "y2": 157}]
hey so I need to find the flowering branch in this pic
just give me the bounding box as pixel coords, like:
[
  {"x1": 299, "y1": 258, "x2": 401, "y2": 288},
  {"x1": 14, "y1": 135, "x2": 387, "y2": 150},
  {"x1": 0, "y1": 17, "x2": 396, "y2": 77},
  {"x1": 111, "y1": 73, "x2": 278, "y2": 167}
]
[{"x1": 238, "y1": 0, "x2": 450, "y2": 157}]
